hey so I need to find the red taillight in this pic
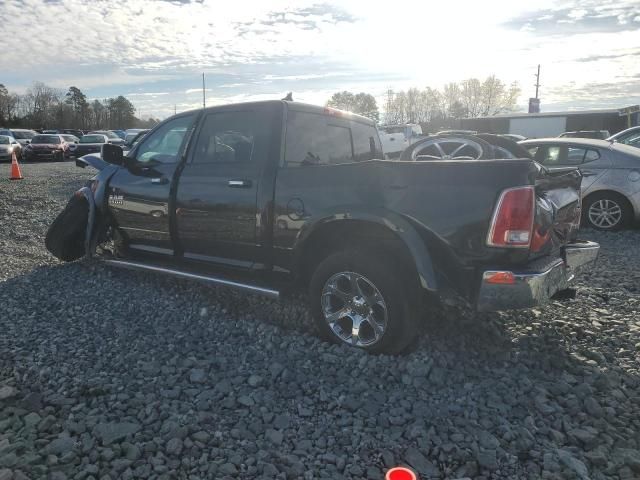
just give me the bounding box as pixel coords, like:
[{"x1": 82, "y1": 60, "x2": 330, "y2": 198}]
[
  {"x1": 487, "y1": 186, "x2": 535, "y2": 248},
  {"x1": 484, "y1": 271, "x2": 516, "y2": 284}
]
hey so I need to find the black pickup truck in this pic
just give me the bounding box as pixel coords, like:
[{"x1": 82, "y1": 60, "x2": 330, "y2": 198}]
[{"x1": 47, "y1": 100, "x2": 599, "y2": 353}]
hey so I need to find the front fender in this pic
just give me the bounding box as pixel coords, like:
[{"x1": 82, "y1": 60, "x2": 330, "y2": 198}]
[
  {"x1": 78, "y1": 163, "x2": 121, "y2": 257},
  {"x1": 294, "y1": 209, "x2": 437, "y2": 291}
]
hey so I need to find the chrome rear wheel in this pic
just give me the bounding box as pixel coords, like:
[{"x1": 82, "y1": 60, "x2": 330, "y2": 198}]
[{"x1": 321, "y1": 272, "x2": 388, "y2": 347}]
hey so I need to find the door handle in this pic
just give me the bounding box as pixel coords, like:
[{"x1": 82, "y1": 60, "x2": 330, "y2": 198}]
[
  {"x1": 228, "y1": 179, "x2": 252, "y2": 188},
  {"x1": 151, "y1": 177, "x2": 169, "y2": 185}
]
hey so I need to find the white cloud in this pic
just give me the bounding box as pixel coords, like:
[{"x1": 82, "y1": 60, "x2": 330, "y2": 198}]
[{"x1": 1, "y1": 0, "x2": 638, "y2": 117}]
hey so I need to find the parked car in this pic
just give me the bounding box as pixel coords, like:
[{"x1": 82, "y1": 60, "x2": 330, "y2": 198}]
[
  {"x1": 42, "y1": 129, "x2": 60, "y2": 134},
  {"x1": 46, "y1": 100, "x2": 600, "y2": 354},
  {"x1": 61, "y1": 134, "x2": 79, "y2": 144},
  {"x1": 0, "y1": 128, "x2": 37, "y2": 146},
  {"x1": 436, "y1": 129, "x2": 478, "y2": 135},
  {"x1": 559, "y1": 130, "x2": 610, "y2": 140},
  {"x1": 0, "y1": 135, "x2": 22, "y2": 162},
  {"x1": 124, "y1": 129, "x2": 149, "y2": 149},
  {"x1": 520, "y1": 137, "x2": 640, "y2": 230},
  {"x1": 378, "y1": 124, "x2": 425, "y2": 159},
  {"x1": 499, "y1": 133, "x2": 527, "y2": 142},
  {"x1": 61, "y1": 135, "x2": 80, "y2": 157},
  {"x1": 23, "y1": 134, "x2": 68, "y2": 161},
  {"x1": 607, "y1": 126, "x2": 640, "y2": 148},
  {"x1": 68, "y1": 134, "x2": 109, "y2": 157},
  {"x1": 88, "y1": 130, "x2": 125, "y2": 146},
  {"x1": 62, "y1": 129, "x2": 85, "y2": 138},
  {"x1": 112, "y1": 130, "x2": 127, "y2": 140}
]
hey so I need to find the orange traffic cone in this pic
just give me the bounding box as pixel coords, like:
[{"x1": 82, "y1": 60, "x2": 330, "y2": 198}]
[{"x1": 9, "y1": 151, "x2": 23, "y2": 180}]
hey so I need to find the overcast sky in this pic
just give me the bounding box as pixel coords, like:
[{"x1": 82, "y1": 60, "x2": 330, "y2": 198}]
[{"x1": 2, "y1": 0, "x2": 639, "y2": 119}]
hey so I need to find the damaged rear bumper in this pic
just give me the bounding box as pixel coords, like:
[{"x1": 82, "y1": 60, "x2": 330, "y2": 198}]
[{"x1": 477, "y1": 241, "x2": 600, "y2": 312}]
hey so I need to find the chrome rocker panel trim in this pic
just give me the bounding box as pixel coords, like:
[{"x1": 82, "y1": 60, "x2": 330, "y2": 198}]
[{"x1": 102, "y1": 259, "x2": 280, "y2": 300}]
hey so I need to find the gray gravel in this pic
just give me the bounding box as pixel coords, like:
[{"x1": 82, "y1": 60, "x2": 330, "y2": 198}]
[{"x1": 1, "y1": 162, "x2": 639, "y2": 480}]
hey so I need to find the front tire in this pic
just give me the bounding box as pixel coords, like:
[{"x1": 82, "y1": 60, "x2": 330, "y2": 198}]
[
  {"x1": 583, "y1": 192, "x2": 632, "y2": 231},
  {"x1": 309, "y1": 250, "x2": 420, "y2": 354}
]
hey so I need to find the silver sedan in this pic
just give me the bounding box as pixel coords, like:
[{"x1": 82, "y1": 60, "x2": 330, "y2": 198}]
[
  {"x1": 0, "y1": 135, "x2": 22, "y2": 162},
  {"x1": 520, "y1": 137, "x2": 640, "y2": 230}
]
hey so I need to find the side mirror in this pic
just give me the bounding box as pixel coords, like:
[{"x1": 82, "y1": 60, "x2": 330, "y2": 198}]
[{"x1": 102, "y1": 143, "x2": 125, "y2": 166}]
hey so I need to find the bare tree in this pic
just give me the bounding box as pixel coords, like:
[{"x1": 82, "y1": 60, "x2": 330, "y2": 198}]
[
  {"x1": 381, "y1": 75, "x2": 520, "y2": 129},
  {"x1": 327, "y1": 91, "x2": 380, "y2": 122},
  {"x1": 0, "y1": 85, "x2": 19, "y2": 124},
  {"x1": 24, "y1": 82, "x2": 63, "y2": 128},
  {"x1": 460, "y1": 78, "x2": 483, "y2": 117}
]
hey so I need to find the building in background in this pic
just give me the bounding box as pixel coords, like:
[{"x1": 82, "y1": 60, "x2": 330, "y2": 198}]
[{"x1": 460, "y1": 106, "x2": 640, "y2": 139}]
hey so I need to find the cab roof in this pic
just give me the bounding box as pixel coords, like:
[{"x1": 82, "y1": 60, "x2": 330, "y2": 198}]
[{"x1": 198, "y1": 100, "x2": 376, "y2": 126}]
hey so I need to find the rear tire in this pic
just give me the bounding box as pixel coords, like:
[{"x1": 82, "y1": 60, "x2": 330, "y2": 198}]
[
  {"x1": 583, "y1": 192, "x2": 632, "y2": 231},
  {"x1": 308, "y1": 249, "x2": 420, "y2": 354},
  {"x1": 45, "y1": 194, "x2": 89, "y2": 261}
]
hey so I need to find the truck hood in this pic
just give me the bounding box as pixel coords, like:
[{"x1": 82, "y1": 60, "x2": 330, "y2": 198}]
[{"x1": 75, "y1": 153, "x2": 108, "y2": 171}]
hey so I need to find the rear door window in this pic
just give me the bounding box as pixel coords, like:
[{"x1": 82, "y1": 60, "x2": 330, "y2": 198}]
[
  {"x1": 352, "y1": 122, "x2": 382, "y2": 161},
  {"x1": 285, "y1": 110, "x2": 356, "y2": 166},
  {"x1": 584, "y1": 149, "x2": 600, "y2": 162},
  {"x1": 326, "y1": 125, "x2": 353, "y2": 164},
  {"x1": 536, "y1": 145, "x2": 586, "y2": 166},
  {"x1": 566, "y1": 147, "x2": 587, "y2": 164}
]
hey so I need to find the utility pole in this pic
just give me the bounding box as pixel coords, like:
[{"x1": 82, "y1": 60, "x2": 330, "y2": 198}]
[
  {"x1": 174, "y1": 104, "x2": 177, "y2": 115},
  {"x1": 528, "y1": 64, "x2": 542, "y2": 114},
  {"x1": 202, "y1": 73, "x2": 206, "y2": 109},
  {"x1": 385, "y1": 88, "x2": 394, "y2": 124}
]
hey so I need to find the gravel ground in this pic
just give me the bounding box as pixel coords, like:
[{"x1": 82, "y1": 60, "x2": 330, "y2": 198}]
[{"x1": 1, "y1": 161, "x2": 639, "y2": 480}]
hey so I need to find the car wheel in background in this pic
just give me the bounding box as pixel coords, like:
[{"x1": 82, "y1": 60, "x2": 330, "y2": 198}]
[
  {"x1": 400, "y1": 134, "x2": 494, "y2": 161},
  {"x1": 583, "y1": 192, "x2": 632, "y2": 231},
  {"x1": 476, "y1": 134, "x2": 533, "y2": 159},
  {"x1": 309, "y1": 249, "x2": 420, "y2": 354}
]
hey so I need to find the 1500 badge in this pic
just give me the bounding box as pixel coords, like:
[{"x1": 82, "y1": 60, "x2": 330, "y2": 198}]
[{"x1": 108, "y1": 191, "x2": 124, "y2": 206}]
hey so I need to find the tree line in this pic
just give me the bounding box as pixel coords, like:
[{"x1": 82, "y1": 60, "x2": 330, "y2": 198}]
[
  {"x1": 327, "y1": 75, "x2": 520, "y2": 130},
  {"x1": 0, "y1": 82, "x2": 160, "y2": 131}
]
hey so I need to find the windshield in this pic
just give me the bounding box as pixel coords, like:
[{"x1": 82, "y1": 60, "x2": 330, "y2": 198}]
[
  {"x1": 32, "y1": 135, "x2": 60, "y2": 144},
  {"x1": 12, "y1": 130, "x2": 35, "y2": 140},
  {"x1": 80, "y1": 135, "x2": 105, "y2": 144},
  {"x1": 0, "y1": 136, "x2": 10, "y2": 144}
]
